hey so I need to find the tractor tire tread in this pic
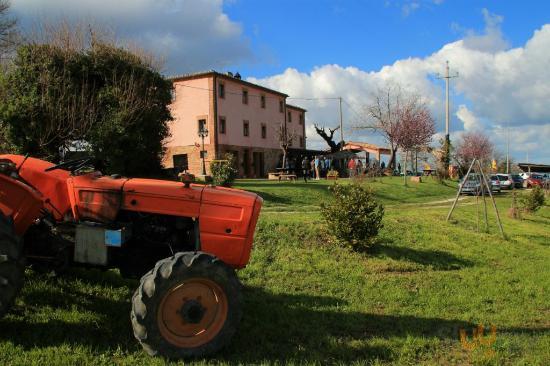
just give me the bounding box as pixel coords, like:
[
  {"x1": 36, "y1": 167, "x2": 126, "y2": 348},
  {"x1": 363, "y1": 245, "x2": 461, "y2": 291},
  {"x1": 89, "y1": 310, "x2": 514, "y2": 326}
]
[
  {"x1": 130, "y1": 251, "x2": 242, "y2": 359},
  {"x1": 0, "y1": 213, "x2": 24, "y2": 318}
]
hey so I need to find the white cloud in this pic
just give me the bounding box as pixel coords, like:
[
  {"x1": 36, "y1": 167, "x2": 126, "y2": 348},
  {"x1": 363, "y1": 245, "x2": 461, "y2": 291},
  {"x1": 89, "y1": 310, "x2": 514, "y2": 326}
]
[
  {"x1": 456, "y1": 105, "x2": 481, "y2": 131},
  {"x1": 250, "y1": 11, "x2": 550, "y2": 163},
  {"x1": 11, "y1": 0, "x2": 253, "y2": 74},
  {"x1": 462, "y1": 8, "x2": 509, "y2": 52}
]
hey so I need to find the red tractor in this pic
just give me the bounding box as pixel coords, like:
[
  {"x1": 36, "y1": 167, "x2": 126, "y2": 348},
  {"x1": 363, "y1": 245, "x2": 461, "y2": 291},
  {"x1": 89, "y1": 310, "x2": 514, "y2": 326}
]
[{"x1": 0, "y1": 154, "x2": 262, "y2": 359}]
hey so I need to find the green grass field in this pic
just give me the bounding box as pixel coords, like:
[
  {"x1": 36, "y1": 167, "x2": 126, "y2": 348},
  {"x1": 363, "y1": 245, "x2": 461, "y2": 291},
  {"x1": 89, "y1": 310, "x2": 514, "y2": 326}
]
[{"x1": 1, "y1": 177, "x2": 548, "y2": 365}]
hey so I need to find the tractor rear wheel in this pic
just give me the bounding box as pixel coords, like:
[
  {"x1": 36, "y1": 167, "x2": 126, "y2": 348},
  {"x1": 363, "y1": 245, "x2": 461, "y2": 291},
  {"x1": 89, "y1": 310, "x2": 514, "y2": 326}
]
[
  {"x1": 0, "y1": 214, "x2": 24, "y2": 318},
  {"x1": 131, "y1": 252, "x2": 242, "y2": 359}
]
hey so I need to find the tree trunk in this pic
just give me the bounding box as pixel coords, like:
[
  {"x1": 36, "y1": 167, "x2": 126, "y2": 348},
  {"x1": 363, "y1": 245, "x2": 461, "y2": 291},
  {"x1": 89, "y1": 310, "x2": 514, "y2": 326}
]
[
  {"x1": 389, "y1": 147, "x2": 398, "y2": 169},
  {"x1": 403, "y1": 151, "x2": 407, "y2": 186}
]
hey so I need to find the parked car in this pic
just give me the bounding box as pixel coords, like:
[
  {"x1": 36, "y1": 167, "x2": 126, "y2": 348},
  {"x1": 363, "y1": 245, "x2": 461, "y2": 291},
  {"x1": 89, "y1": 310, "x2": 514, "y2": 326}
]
[
  {"x1": 496, "y1": 173, "x2": 514, "y2": 190},
  {"x1": 520, "y1": 172, "x2": 530, "y2": 180},
  {"x1": 459, "y1": 173, "x2": 500, "y2": 195},
  {"x1": 489, "y1": 175, "x2": 502, "y2": 193},
  {"x1": 524, "y1": 174, "x2": 544, "y2": 188},
  {"x1": 511, "y1": 174, "x2": 524, "y2": 188}
]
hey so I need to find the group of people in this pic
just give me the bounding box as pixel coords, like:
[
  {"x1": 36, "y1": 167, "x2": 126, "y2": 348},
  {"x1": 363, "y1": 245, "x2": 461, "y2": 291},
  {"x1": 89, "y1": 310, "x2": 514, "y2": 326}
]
[
  {"x1": 347, "y1": 157, "x2": 387, "y2": 177},
  {"x1": 296, "y1": 155, "x2": 393, "y2": 182},
  {"x1": 300, "y1": 155, "x2": 332, "y2": 182}
]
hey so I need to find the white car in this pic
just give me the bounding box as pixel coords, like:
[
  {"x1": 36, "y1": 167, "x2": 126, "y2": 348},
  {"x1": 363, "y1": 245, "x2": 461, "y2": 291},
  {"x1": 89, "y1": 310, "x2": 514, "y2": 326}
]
[{"x1": 496, "y1": 174, "x2": 513, "y2": 190}]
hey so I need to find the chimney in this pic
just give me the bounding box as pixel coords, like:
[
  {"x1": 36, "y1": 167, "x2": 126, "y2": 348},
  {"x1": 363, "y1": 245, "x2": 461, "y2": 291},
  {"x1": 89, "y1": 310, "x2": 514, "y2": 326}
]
[{"x1": 234, "y1": 72, "x2": 241, "y2": 79}]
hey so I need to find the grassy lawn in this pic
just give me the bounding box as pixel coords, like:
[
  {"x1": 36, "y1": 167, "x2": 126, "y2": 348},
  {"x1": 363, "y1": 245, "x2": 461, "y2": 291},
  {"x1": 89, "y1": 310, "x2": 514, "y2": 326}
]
[{"x1": 1, "y1": 178, "x2": 548, "y2": 365}]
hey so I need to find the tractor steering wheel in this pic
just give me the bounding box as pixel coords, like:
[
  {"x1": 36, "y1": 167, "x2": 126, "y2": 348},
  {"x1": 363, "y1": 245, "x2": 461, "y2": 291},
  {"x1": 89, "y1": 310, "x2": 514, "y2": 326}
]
[{"x1": 44, "y1": 157, "x2": 94, "y2": 173}]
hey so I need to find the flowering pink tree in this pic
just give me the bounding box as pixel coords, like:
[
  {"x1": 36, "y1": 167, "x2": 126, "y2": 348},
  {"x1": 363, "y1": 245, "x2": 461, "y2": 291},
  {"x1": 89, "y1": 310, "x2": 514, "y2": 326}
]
[
  {"x1": 396, "y1": 96, "x2": 436, "y2": 154},
  {"x1": 395, "y1": 95, "x2": 435, "y2": 183},
  {"x1": 454, "y1": 131, "x2": 494, "y2": 172}
]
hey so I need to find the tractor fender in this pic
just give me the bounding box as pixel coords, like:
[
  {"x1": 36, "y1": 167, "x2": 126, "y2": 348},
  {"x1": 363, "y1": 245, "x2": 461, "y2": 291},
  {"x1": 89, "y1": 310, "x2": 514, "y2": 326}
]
[{"x1": 0, "y1": 174, "x2": 43, "y2": 236}]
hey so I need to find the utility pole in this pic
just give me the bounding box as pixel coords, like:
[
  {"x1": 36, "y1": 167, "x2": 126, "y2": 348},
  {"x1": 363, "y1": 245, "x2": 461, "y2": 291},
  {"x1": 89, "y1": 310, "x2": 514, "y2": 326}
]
[
  {"x1": 506, "y1": 123, "x2": 510, "y2": 174},
  {"x1": 339, "y1": 97, "x2": 344, "y2": 149},
  {"x1": 437, "y1": 61, "x2": 459, "y2": 174}
]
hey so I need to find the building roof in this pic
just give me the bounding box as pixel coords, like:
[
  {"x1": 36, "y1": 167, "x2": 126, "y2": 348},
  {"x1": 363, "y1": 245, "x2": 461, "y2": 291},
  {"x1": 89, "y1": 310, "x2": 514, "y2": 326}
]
[
  {"x1": 169, "y1": 70, "x2": 289, "y2": 98},
  {"x1": 518, "y1": 163, "x2": 550, "y2": 173},
  {"x1": 343, "y1": 141, "x2": 392, "y2": 155},
  {"x1": 286, "y1": 103, "x2": 307, "y2": 112}
]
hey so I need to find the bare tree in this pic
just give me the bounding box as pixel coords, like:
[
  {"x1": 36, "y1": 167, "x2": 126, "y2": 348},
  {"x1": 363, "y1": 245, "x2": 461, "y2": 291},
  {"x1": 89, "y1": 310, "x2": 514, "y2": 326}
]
[
  {"x1": 313, "y1": 124, "x2": 343, "y2": 152},
  {"x1": 275, "y1": 123, "x2": 297, "y2": 170}
]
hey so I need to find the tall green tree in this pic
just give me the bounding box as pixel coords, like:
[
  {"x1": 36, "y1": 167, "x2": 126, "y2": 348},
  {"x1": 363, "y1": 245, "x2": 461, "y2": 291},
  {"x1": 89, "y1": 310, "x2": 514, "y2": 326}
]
[{"x1": 0, "y1": 36, "x2": 172, "y2": 176}]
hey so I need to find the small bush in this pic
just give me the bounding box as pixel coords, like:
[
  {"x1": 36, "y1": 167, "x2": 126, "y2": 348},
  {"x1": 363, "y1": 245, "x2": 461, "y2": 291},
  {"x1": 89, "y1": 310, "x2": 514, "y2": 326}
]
[
  {"x1": 521, "y1": 186, "x2": 545, "y2": 212},
  {"x1": 320, "y1": 182, "x2": 384, "y2": 251},
  {"x1": 210, "y1": 153, "x2": 237, "y2": 187}
]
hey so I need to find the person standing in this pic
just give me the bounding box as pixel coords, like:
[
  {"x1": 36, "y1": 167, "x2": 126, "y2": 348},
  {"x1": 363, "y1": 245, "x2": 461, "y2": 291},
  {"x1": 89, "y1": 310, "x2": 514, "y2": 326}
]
[
  {"x1": 356, "y1": 159, "x2": 363, "y2": 176},
  {"x1": 314, "y1": 156, "x2": 321, "y2": 180},
  {"x1": 301, "y1": 156, "x2": 310, "y2": 183},
  {"x1": 347, "y1": 157, "x2": 356, "y2": 178}
]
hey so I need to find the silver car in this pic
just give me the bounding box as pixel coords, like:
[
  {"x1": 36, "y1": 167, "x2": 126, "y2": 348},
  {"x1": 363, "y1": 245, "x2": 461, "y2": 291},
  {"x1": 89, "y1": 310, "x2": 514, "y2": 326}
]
[{"x1": 459, "y1": 173, "x2": 500, "y2": 195}]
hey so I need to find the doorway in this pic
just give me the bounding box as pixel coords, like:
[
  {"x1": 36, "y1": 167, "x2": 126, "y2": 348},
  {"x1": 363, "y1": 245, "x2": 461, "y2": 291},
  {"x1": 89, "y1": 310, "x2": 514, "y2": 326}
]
[{"x1": 252, "y1": 152, "x2": 265, "y2": 178}]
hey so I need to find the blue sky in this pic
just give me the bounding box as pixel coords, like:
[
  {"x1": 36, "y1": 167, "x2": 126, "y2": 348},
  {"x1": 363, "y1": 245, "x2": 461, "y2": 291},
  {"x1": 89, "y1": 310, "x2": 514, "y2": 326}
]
[
  {"x1": 10, "y1": 0, "x2": 550, "y2": 164},
  {"x1": 223, "y1": 0, "x2": 550, "y2": 78}
]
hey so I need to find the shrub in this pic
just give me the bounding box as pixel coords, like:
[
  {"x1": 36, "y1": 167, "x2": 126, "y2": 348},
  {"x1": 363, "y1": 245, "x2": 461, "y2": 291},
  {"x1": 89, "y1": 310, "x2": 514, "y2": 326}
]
[
  {"x1": 521, "y1": 186, "x2": 545, "y2": 212},
  {"x1": 320, "y1": 182, "x2": 384, "y2": 251},
  {"x1": 210, "y1": 153, "x2": 237, "y2": 187}
]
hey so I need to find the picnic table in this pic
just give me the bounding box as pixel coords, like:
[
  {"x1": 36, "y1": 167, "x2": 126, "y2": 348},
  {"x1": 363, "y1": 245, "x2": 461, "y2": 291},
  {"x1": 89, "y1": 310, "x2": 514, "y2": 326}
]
[{"x1": 269, "y1": 168, "x2": 297, "y2": 182}]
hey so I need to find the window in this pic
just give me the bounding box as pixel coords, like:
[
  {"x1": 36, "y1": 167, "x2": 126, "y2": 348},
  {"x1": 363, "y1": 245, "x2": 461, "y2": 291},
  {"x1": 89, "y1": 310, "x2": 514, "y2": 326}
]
[
  {"x1": 243, "y1": 120, "x2": 249, "y2": 136},
  {"x1": 170, "y1": 87, "x2": 176, "y2": 101},
  {"x1": 219, "y1": 117, "x2": 226, "y2": 134},
  {"x1": 261, "y1": 95, "x2": 266, "y2": 108},
  {"x1": 261, "y1": 124, "x2": 267, "y2": 139},
  {"x1": 288, "y1": 136, "x2": 293, "y2": 146},
  {"x1": 219, "y1": 83, "x2": 225, "y2": 99},
  {"x1": 300, "y1": 136, "x2": 304, "y2": 148},
  {"x1": 198, "y1": 119, "x2": 207, "y2": 132},
  {"x1": 287, "y1": 111, "x2": 292, "y2": 122},
  {"x1": 242, "y1": 89, "x2": 248, "y2": 104},
  {"x1": 200, "y1": 150, "x2": 208, "y2": 159},
  {"x1": 279, "y1": 100, "x2": 284, "y2": 113},
  {"x1": 299, "y1": 113, "x2": 304, "y2": 125},
  {"x1": 172, "y1": 154, "x2": 188, "y2": 171}
]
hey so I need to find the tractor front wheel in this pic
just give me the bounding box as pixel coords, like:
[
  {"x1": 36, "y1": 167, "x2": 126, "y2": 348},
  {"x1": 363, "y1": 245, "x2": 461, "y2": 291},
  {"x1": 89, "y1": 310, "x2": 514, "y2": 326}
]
[
  {"x1": 0, "y1": 214, "x2": 24, "y2": 318},
  {"x1": 131, "y1": 252, "x2": 242, "y2": 359}
]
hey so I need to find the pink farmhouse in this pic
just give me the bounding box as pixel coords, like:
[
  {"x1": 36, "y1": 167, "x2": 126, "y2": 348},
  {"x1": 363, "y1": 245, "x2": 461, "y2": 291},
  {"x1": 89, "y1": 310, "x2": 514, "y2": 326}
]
[{"x1": 164, "y1": 71, "x2": 306, "y2": 178}]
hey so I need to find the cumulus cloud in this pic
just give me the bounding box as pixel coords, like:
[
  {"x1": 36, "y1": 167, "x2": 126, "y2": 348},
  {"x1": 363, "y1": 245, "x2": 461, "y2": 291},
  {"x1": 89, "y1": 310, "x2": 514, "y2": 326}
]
[
  {"x1": 456, "y1": 105, "x2": 482, "y2": 131},
  {"x1": 461, "y1": 8, "x2": 509, "y2": 52},
  {"x1": 250, "y1": 11, "x2": 550, "y2": 163},
  {"x1": 11, "y1": 0, "x2": 253, "y2": 74}
]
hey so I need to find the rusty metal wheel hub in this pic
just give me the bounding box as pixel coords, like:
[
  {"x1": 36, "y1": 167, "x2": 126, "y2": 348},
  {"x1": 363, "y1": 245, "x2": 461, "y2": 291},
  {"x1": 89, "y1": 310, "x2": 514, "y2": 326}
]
[{"x1": 157, "y1": 278, "x2": 228, "y2": 348}]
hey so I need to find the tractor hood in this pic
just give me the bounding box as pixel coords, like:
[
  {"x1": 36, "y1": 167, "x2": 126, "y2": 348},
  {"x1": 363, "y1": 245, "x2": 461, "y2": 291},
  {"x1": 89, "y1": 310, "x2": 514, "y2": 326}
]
[{"x1": 69, "y1": 172, "x2": 260, "y2": 223}]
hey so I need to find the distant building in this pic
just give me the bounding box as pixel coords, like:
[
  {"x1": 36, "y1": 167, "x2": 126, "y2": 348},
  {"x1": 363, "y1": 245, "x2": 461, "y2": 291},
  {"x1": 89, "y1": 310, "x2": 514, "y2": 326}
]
[{"x1": 164, "y1": 71, "x2": 306, "y2": 177}]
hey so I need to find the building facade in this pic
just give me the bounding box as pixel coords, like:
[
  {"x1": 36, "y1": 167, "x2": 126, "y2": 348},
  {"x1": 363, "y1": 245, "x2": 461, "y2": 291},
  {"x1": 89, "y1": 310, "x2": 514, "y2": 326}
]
[{"x1": 164, "y1": 71, "x2": 306, "y2": 177}]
